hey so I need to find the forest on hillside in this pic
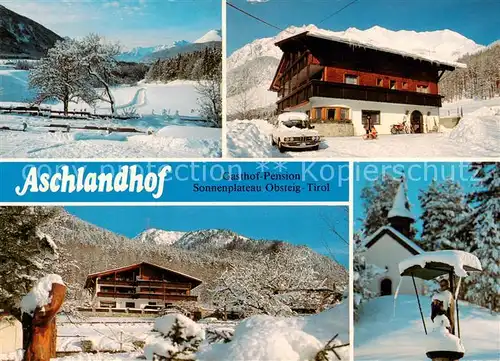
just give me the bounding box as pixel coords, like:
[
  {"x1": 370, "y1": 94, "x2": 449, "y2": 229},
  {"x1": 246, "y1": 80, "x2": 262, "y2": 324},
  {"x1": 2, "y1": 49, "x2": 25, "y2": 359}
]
[
  {"x1": 441, "y1": 44, "x2": 500, "y2": 101},
  {"x1": 145, "y1": 47, "x2": 221, "y2": 82}
]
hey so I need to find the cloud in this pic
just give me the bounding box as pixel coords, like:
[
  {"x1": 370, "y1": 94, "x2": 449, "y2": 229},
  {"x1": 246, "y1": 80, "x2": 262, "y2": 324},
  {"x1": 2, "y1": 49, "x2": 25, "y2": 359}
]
[{"x1": 247, "y1": 0, "x2": 270, "y2": 3}]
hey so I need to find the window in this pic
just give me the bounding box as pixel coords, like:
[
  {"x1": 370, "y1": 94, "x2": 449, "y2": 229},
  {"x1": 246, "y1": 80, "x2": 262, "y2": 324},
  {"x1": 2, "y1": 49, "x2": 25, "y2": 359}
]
[
  {"x1": 148, "y1": 302, "x2": 157, "y2": 305},
  {"x1": 417, "y1": 85, "x2": 429, "y2": 93},
  {"x1": 362, "y1": 110, "x2": 381, "y2": 126},
  {"x1": 125, "y1": 302, "x2": 135, "y2": 308},
  {"x1": 340, "y1": 108, "x2": 349, "y2": 120},
  {"x1": 344, "y1": 74, "x2": 358, "y2": 85},
  {"x1": 327, "y1": 108, "x2": 336, "y2": 120},
  {"x1": 100, "y1": 301, "x2": 116, "y2": 308},
  {"x1": 377, "y1": 79, "x2": 383, "y2": 87},
  {"x1": 390, "y1": 80, "x2": 397, "y2": 90},
  {"x1": 402, "y1": 82, "x2": 408, "y2": 90}
]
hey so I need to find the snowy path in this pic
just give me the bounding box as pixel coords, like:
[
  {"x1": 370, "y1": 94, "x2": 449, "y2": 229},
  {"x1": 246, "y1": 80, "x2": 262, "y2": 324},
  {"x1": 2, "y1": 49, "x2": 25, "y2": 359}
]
[
  {"x1": 116, "y1": 88, "x2": 147, "y2": 110},
  {"x1": 355, "y1": 296, "x2": 499, "y2": 361}
]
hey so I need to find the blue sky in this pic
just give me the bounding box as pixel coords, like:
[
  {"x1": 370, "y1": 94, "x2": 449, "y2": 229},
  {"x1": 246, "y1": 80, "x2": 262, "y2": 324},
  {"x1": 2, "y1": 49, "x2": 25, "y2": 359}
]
[
  {"x1": 228, "y1": 0, "x2": 500, "y2": 54},
  {"x1": 353, "y1": 162, "x2": 479, "y2": 234},
  {"x1": 2, "y1": 0, "x2": 221, "y2": 49},
  {"x1": 65, "y1": 205, "x2": 350, "y2": 267}
]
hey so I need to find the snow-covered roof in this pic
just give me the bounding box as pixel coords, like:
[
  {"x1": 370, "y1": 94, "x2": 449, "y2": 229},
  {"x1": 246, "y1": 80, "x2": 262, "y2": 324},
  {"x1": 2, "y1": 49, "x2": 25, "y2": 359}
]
[
  {"x1": 364, "y1": 225, "x2": 424, "y2": 255},
  {"x1": 85, "y1": 262, "x2": 202, "y2": 285},
  {"x1": 399, "y1": 250, "x2": 482, "y2": 279},
  {"x1": 388, "y1": 180, "x2": 415, "y2": 221},
  {"x1": 305, "y1": 30, "x2": 466, "y2": 69}
]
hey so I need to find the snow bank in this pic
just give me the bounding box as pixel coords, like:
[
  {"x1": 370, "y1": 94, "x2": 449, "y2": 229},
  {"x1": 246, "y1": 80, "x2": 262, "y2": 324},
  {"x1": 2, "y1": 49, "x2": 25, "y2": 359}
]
[
  {"x1": 226, "y1": 119, "x2": 286, "y2": 158},
  {"x1": 425, "y1": 325, "x2": 465, "y2": 353},
  {"x1": 448, "y1": 106, "x2": 500, "y2": 154},
  {"x1": 198, "y1": 302, "x2": 349, "y2": 361},
  {"x1": 154, "y1": 314, "x2": 203, "y2": 338},
  {"x1": 355, "y1": 295, "x2": 499, "y2": 361},
  {"x1": 398, "y1": 250, "x2": 482, "y2": 278},
  {"x1": 21, "y1": 274, "x2": 65, "y2": 315}
]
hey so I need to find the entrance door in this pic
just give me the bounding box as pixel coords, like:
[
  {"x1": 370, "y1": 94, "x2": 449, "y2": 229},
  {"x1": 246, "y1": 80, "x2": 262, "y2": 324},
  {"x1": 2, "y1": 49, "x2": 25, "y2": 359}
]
[
  {"x1": 380, "y1": 278, "x2": 392, "y2": 296},
  {"x1": 410, "y1": 110, "x2": 423, "y2": 133}
]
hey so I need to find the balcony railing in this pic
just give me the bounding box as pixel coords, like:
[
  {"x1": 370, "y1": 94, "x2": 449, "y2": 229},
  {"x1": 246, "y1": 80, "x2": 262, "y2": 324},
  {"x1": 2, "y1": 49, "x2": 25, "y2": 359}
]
[
  {"x1": 97, "y1": 292, "x2": 198, "y2": 301},
  {"x1": 98, "y1": 279, "x2": 192, "y2": 289},
  {"x1": 277, "y1": 80, "x2": 443, "y2": 111}
]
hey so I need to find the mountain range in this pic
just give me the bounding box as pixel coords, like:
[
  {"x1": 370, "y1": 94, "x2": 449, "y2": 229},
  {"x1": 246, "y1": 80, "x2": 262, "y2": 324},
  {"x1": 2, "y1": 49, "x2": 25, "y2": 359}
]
[
  {"x1": 227, "y1": 25, "x2": 487, "y2": 115},
  {"x1": 118, "y1": 30, "x2": 222, "y2": 63},
  {"x1": 0, "y1": 4, "x2": 62, "y2": 59}
]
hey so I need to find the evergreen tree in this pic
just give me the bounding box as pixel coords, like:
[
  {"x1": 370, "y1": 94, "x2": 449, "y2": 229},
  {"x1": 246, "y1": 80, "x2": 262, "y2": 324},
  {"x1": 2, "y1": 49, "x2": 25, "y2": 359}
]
[
  {"x1": 464, "y1": 162, "x2": 500, "y2": 312},
  {"x1": 360, "y1": 174, "x2": 400, "y2": 237},
  {"x1": 418, "y1": 178, "x2": 473, "y2": 251},
  {"x1": 0, "y1": 207, "x2": 59, "y2": 321}
]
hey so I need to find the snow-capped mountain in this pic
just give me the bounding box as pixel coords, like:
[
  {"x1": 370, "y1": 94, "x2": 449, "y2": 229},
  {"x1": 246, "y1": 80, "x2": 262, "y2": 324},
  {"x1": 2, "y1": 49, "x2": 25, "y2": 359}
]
[
  {"x1": 134, "y1": 228, "x2": 186, "y2": 246},
  {"x1": 194, "y1": 29, "x2": 222, "y2": 44},
  {"x1": 119, "y1": 30, "x2": 222, "y2": 63},
  {"x1": 174, "y1": 229, "x2": 253, "y2": 251},
  {"x1": 227, "y1": 25, "x2": 485, "y2": 113},
  {"x1": 117, "y1": 41, "x2": 189, "y2": 62},
  {"x1": 0, "y1": 4, "x2": 63, "y2": 59}
]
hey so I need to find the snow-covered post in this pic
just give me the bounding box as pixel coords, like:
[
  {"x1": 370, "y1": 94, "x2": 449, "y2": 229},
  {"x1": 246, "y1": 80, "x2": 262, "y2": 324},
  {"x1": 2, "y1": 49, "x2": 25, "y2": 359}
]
[{"x1": 21, "y1": 275, "x2": 66, "y2": 361}]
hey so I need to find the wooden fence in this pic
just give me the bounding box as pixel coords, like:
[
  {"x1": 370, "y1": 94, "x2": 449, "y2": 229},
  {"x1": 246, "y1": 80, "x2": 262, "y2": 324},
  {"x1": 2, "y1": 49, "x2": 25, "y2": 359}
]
[{"x1": 0, "y1": 105, "x2": 137, "y2": 120}]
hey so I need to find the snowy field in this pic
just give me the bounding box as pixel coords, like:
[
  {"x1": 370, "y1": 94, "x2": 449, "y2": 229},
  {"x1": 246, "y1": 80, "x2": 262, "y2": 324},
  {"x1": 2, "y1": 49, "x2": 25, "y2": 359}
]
[
  {"x1": 48, "y1": 302, "x2": 349, "y2": 361},
  {"x1": 0, "y1": 68, "x2": 221, "y2": 158},
  {"x1": 56, "y1": 315, "x2": 238, "y2": 353},
  {"x1": 227, "y1": 101, "x2": 500, "y2": 158},
  {"x1": 355, "y1": 295, "x2": 499, "y2": 361}
]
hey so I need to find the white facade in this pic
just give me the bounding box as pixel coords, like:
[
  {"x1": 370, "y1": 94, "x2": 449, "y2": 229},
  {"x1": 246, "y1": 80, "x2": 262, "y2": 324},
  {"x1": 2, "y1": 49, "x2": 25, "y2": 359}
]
[
  {"x1": 289, "y1": 96, "x2": 441, "y2": 136},
  {"x1": 0, "y1": 316, "x2": 22, "y2": 357},
  {"x1": 364, "y1": 231, "x2": 425, "y2": 296}
]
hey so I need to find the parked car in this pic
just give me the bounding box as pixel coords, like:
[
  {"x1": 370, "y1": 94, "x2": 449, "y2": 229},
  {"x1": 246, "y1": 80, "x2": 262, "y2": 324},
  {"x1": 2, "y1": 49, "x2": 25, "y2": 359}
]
[{"x1": 271, "y1": 112, "x2": 321, "y2": 152}]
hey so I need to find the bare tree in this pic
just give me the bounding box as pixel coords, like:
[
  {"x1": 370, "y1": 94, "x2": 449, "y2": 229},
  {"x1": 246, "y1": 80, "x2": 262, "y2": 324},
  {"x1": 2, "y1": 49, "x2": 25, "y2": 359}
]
[
  {"x1": 79, "y1": 34, "x2": 121, "y2": 114},
  {"x1": 196, "y1": 67, "x2": 222, "y2": 128},
  {"x1": 29, "y1": 39, "x2": 98, "y2": 115}
]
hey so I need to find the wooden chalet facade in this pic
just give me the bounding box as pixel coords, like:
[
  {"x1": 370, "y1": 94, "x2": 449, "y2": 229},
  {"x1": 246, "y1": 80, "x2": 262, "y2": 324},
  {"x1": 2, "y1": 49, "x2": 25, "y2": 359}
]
[
  {"x1": 270, "y1": 31, "x2": 462, "y2": 136},
  {"x1": 84, "y1": 262, "x2": 202, "y2": 309}
]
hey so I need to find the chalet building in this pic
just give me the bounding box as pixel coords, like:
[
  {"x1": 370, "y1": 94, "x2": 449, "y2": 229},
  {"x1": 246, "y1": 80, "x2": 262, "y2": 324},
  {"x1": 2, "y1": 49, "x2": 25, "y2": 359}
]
[
  {"x1": 84, "y1": 262, "x2": 202, "y2": 309},
  {"x1": 270, "y1": 31, "x2": 463, "y2": 136},
  {"x1": 362, "y1": 179, "x2": 425, "y2": 296}
]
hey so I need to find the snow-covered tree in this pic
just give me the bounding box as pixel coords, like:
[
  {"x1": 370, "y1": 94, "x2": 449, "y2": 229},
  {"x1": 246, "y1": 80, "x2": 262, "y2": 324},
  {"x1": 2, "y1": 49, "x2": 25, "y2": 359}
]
[
  {"x1": 211, "y1": 247, "x2": 341, "y2": 317},
  {"x1": 418, "y1": 178, "x2": 473, "y2": 251},
  {"x1": 29, "y1": 39, "x2": 98, "y2": 115},
  {"x1": 144, "y1": 314, "x2": 204, "y2": 361},
  {"x1": 196, "y1": 66, "x2": 222, "y2": 128},
  {"x1": 352, "y1": 233, "x2": 386, "y2": 320},
  {"x1": 360, "y1": 173, "x2": 416, "y2": 237},
  {"x1": 464, "y1": 162, "x2": 500, "y2": 312},
  {"x1": 79, "y1": 34, "x2": 120, "y2": 114},
  {"x1": 0, "y1": 207, "x2": 59, "y2": 321}
]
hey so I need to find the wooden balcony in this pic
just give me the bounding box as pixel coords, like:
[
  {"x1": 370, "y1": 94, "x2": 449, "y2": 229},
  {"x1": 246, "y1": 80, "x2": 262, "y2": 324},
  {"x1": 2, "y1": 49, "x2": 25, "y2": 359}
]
[
  {"x1": 97, "y1": 292, "x2": 198, "y2": 301},
  {"x1": 99, "y1": 279, "x2": 192, "y2": 289},
  {"x1": 277, "y1": 80, "x2": 443, "y2": 111}
]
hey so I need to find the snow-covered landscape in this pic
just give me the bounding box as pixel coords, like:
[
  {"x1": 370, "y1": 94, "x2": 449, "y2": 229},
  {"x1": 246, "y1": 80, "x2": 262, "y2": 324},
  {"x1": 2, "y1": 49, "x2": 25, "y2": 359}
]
[
  {"x1": 354, "y1": 162, "x2": 499, "y2": 360},
  {"x1": 0, "y1": 206, "x2": 349, "y2": 361},
  {"x1": 227, "y1": 24, "x2": 499, "y2": 158},
  {"x1": 0, "y1": 71, "x2": 222, "y2": 158},
  {"x1": 0, "y1": 3, "x2": 222, "y2": 158},
  {"x1": 355, "y1": 295, "x2": 499, "y2": 361},
  {"x1": 51, "y1": 301, "x2": 349, "y2": 361}
]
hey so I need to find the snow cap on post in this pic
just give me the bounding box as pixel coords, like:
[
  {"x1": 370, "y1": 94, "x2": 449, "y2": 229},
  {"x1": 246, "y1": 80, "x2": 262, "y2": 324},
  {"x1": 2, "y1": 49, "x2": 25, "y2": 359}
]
[
  {"x1": 388, "y1": 177, "x2": 415, "y2": 221},
  {"x1": 398, "y1": 250, "x2": 482, "y2": 279}
]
